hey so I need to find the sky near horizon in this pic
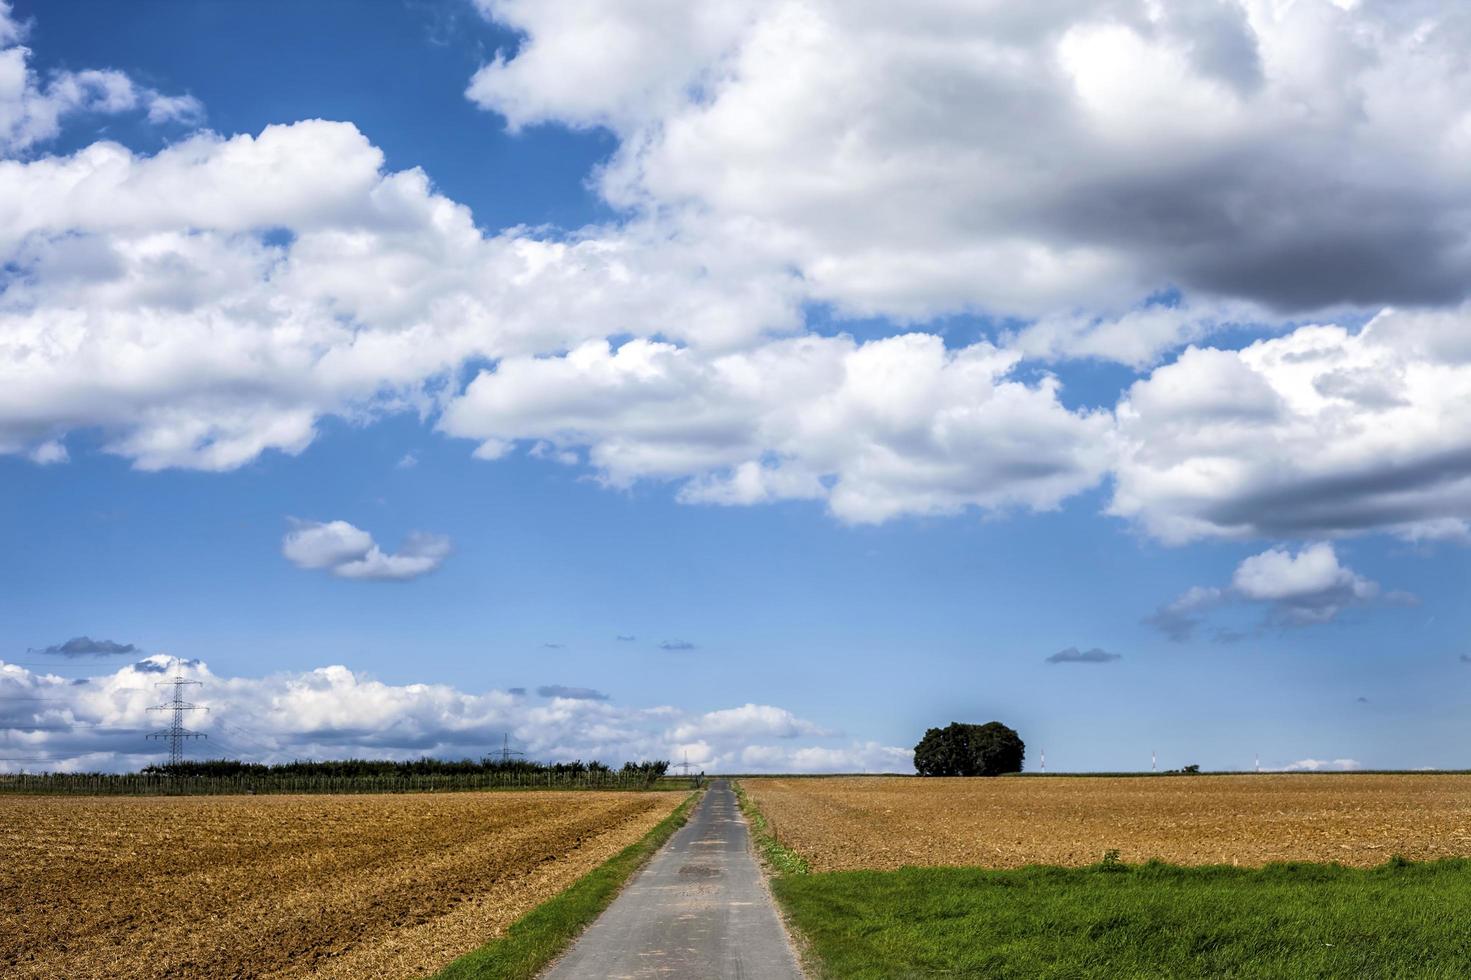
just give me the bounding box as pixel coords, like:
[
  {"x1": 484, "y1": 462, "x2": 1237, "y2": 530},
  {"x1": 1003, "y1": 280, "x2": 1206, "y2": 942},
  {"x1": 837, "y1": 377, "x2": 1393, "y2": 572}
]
[{"x1": 2, "y1": 0, "x2": 1470, "y2": 775}]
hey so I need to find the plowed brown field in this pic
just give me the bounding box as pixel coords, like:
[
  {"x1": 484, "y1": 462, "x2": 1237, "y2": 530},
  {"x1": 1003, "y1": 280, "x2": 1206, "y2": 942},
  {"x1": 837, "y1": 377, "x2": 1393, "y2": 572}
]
[
  {"x1": 742, "y1": 775, "x2": 1471, "y2": 870},
  {"x1": 0, "y1": 790, "x2": 685, "y2": 979}
]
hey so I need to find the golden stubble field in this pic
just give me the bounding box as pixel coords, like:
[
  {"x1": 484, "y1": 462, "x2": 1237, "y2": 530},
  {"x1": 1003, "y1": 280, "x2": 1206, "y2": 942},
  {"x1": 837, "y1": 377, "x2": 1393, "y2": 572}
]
[
  {"x1": 0, "y1": 790, "x2": 685, "y2": 979},
  {"x1": 742, "y1": 775, "x2": 1471, "y2": 870}
]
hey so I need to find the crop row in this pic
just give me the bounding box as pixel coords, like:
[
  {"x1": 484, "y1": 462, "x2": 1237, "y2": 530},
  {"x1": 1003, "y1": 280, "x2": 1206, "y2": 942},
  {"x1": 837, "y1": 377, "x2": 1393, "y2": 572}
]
[{"x1": 2, "y1": 790, "x2": 686, "y2": 978}]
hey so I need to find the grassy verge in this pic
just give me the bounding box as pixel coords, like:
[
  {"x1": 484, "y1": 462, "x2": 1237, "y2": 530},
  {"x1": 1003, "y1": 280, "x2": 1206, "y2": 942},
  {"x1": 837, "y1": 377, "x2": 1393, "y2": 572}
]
[
  {"x1": 773, "y1": 858, "x2": 1471, "y2": 979},
  {"x1": 733, "y1": 779, "x2": 810, "y2": 875},
  {"x1": 431, "y1": 790, "x2": 700, "y2": 980}
]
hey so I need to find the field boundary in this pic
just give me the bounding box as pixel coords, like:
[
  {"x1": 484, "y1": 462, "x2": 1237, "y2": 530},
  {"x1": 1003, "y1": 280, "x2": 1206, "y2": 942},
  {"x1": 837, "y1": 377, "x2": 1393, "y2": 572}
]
[
  {"x1": 733, "y1": 780, "x2": 810, "y2": 875},
  {"x1": 430, "y1": 789, "x2": 701, "y2": 980}
]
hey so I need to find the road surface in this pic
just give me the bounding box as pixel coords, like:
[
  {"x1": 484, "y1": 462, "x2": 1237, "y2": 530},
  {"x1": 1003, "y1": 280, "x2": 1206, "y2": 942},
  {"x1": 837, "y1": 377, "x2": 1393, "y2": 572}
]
[{"x1": 541, "y1": 780, "x2": 804, "y2": 979}]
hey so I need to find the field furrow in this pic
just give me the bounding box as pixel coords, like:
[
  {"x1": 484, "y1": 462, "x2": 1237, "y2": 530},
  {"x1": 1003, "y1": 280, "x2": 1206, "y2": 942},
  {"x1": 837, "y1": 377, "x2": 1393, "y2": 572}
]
[
  {"x1": 742, "y1": 775, "x2": 1471, "y2": 870},
  {"x1": 0, "y1": 790, "x2": 684, "y2": 979}
]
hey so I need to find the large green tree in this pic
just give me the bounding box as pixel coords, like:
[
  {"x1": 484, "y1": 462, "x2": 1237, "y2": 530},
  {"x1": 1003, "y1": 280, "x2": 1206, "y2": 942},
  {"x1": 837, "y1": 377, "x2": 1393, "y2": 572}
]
[{"x1": 913, "y1": 721, "x2": 1025, "y2": 776}]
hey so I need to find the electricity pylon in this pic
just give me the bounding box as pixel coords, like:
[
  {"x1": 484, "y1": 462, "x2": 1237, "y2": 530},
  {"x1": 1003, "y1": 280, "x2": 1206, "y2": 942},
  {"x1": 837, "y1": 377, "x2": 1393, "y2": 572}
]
[
  {"x1": 147, "y1": 667, "x2": 206, "y2": 767},
  {"x1": 497, "y1": 733, "x2": 525, "y2": 763}
]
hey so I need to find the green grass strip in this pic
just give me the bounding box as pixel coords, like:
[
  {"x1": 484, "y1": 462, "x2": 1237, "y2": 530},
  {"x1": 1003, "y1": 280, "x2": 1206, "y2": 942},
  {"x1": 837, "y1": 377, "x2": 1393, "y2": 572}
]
[
  {"x1": 735, "y1": 782, "x2": 1471, "y2": 978},
  {"x1": 733, "y1": 779, "x2": 810, "y2": 876},
  {"x1": 431, "y1": 791, "x2": 700, "y2": 980},
  {"x1": 773, "y1": 858, "x2": 1471, "y2": 979}
]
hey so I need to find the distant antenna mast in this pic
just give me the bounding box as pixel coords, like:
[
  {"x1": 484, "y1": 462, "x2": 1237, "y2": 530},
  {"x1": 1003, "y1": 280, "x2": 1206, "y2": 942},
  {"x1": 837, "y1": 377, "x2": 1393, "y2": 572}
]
[
  {"x1": 1255, "y1": 753, "x2": 1260, "y2": 774},
  {"x1": 1151, "y1": 749, "x2": 1157, "y2": 773},
  {"x1": 1040, "y1": 748, "x2": 1045, "y2": 774},
  {"x1": 147, "y1": 664, "x2": 206, "y2": 766},
  {"x1": 498, "y1": 733, "x2": 525, "y2": 763}
]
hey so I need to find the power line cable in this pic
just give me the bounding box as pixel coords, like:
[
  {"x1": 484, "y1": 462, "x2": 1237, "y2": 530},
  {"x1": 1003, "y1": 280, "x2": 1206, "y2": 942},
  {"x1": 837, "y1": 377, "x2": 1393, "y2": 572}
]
[{"x1": 213, "y1": 720, "x2": 278, "y2": 752}]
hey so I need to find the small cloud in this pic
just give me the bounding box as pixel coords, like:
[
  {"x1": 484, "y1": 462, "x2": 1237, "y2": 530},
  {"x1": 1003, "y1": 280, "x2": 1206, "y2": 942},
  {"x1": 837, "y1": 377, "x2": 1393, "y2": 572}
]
[
  {"x1": 1147, "y1": 543, "x2": 1410, "y2": 639},
  {"x1": 396, "y1": 453, "x2": 418, "y2": 469},
  {"x1": 1045, "y1": 646, "x2": 1122, "y2": 664},
  {"x1": 1459, "y1": 654, "x2": 1471, "y2": 664},
  {"x1": 30, "y1": 636, "x2": 138, "y2": 657},
  {"x1": 673, "y1": 703, "x2": 829, "y2": 741},
  {"x1": 529, "y1": 440, "x2": 579, "y2": 466},
  {"x1": 1142, "y1": 586, "x2": 1223, "y2": 643},
  {"x1": 144, "y1": 92, "x2": 204, "y2": 125},
  {"x1": 282, "y1": 519, "x2": 450, "y2": 582},
  {"x1": 537, "y1": 685, "x2": 609, "y2": 701},
  {"x1": 542, "y1": 642, "x2": 565, "y2": 649},
  {"x1": 508, "y1": 687, "x2": 526, "y2": 696},
  {"x1": 1232, "y1": 543, "x2": 1374, "y2": 609},
  {"x1": 472, "y1": 438, "x2": 512, "y2": 461},
  {"x1": 1238, "y1": 542, "x2": 1408, "y2": 626},
  {"x1": 28, "y1": 440, "x2": 68, "y2": 465},
  {"x1": 615, "y1": 634, "x2": 637, "y2": 642},
  {"x1": 1280, "y1": 758, "x2": 1362, "y2": 772},
  {"x1": 1356, "y1": 696, "x2": 1369, "y2": 703},
  {"x1": 659, "y1": 640, "x2": 697, "y2": 651},
  {"x1": 131, "y1": 656, "x2": 200, "y2": 674}
]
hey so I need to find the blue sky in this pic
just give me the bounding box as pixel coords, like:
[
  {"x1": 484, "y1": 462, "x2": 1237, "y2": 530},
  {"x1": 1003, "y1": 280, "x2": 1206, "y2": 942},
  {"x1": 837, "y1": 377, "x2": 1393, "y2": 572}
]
[{"x1": 3, "y1": 0, "x2": 1470, "y2": 773}]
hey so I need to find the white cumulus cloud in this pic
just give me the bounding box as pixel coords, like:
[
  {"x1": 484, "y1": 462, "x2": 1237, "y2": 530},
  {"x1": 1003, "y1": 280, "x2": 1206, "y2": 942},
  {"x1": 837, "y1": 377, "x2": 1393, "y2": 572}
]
[
  {"x1": 1279, "y1": 757, "x2": 1363, "y2": 772},
  {"x1": 671, "y1": 703, "x2": 830, "y2": 742},
  {"x1": 0, "y1": 119, "x2": 804, "y2": 470},
  {"x1": 1147, "y1": 542, "x2": 1407, "y2": 639},
  {"x1": 1113, "y1": 311, "x2": 1471, "y2": 543},
  {"x1": 1232, "y1": 542, "x2": 1376, "y2": 605},
  {"x1": 5, "y1": 1, "x2": 1471, "y2": 547},
  {"x1": 282, "y1": 520, "x2": 450, "y2": 582},
  {"x1": 470, "y1": 0, "x2": 1471, "y2": 358},
  {"x1": 0, "y1": 1, "x2": 201, "y2": 153},
  {"x1": 0, "y1": 656, "x2": 909, "y2": 774},
  {"x1": 440, "y1": 333, "x2": 1114, "y2": 523}
]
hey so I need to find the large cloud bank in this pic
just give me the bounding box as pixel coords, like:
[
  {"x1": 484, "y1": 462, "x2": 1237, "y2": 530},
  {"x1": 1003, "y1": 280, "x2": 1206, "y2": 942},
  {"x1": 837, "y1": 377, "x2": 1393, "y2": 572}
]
[
  {"x1": 0, "y1": 656, "x2": 911, "y2": 774},
  {"x1": 4, "y1": 0, "x2": 1471, "y2": 541},
  {"x1": 470, "y1": 0, "x2": 1471, "y2": 327}
]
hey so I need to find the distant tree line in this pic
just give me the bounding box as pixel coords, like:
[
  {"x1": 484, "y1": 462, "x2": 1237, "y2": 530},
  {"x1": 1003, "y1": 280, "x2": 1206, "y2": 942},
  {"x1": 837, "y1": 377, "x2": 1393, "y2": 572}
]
[
  {"x1": 0, "y1": 756, "x2": 677, "y2": 797},
  {"x1": 141, "y1": 756, "x2": 671, "y2": 780}
]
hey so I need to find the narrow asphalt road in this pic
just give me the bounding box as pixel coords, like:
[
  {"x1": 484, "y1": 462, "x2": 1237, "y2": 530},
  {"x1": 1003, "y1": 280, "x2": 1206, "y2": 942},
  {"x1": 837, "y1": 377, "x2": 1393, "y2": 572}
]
[{"x1": 541, "y1": 780, "x2": 804, "y2": 979}]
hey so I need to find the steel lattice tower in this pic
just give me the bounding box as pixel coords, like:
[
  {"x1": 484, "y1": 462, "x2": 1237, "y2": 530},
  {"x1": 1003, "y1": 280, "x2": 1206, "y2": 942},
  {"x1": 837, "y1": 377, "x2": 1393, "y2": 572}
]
[
  {"x1": 498, "y1": 733, "x2": 525, "y2": 763},
  {"x1": 147, "y1": 669, "x2": 206, "y2": 766}
]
